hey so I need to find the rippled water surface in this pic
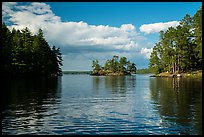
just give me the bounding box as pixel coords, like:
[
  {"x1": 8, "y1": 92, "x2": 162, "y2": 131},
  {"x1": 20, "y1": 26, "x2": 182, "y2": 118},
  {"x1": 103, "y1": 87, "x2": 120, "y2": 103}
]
[{"x1": 2, "y1": 74, "x2": 202, "y2": 135}]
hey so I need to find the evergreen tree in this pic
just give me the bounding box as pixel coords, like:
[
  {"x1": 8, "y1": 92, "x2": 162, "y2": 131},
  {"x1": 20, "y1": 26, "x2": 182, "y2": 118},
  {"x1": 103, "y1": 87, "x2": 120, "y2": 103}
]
[
  {"x1": 2, "y1": 24, "x2": 63, "y2": 76},
  {"x1": 149, "y1": 46, "x2": 161, "y2": 74},
  {"x1": 92, "y1": 59, "x2": 100, "y2": 75},
  {"x1": 2, "y1": 23, "x2": 13, "y2": 74},
  {"x1": 192, "y1": 7, "x2": 202, "y2": 68},
  {"x1": 119, "y1": 57, "x2": 127, "y2": 73},
  {"x1": 91, "y1": 55, "x2": 136, "y2": 75},
  {"x1": 149, "y1": 7, "x2": 202, "y2": 74}
]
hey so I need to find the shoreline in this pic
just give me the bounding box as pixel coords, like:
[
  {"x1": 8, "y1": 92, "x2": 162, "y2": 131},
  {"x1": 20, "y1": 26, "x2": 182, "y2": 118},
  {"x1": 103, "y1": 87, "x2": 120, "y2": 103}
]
[
  {"x1": 90, "y1": 72, "x2": 132, "y2": 76},
  {"x1": 150, "y1": 70, "x2": 202, "y2": 78}
]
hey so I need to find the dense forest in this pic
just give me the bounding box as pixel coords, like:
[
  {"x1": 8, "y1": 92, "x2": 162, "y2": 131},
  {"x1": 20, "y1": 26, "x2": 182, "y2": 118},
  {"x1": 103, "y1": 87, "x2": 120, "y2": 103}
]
[
  {"x1": 2, "y1": 23, "x2": 63, "y2": 76},
  {"x1": 149, "y1": 7, "x2": 202, "y2": 74},
  {"x1": 91, "y1": 55, "x2": 137, "y2": 76}
]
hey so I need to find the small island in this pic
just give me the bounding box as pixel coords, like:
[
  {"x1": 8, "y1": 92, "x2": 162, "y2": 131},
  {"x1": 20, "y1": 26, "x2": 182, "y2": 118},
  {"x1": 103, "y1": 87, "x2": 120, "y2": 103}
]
[{"x1": 91, "y1": 55, "x2": 137, "y2": 76}]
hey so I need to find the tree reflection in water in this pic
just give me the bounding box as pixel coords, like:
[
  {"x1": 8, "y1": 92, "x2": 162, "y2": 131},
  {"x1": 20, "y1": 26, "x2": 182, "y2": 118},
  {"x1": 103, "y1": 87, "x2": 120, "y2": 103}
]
[
  {"x1": 92, "y1": 75, "x2": 136, "y2": 96},
  {"x1": 149, "y1": 77, "x2": 202, "y2": 135},
  {"x1": 2, "y1": 77, "x2": 62, "y2": 133}
]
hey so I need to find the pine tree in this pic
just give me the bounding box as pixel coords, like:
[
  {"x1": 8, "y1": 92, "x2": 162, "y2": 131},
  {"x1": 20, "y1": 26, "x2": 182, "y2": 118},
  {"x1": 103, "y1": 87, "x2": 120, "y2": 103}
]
[
  {"x1": 2, "y1": 24, "x2": 63, "y2": 76},
  {"x1": 149, "y1": 7, "x2": 202, "y2": 74},
  {"x1": 149, "y1": 46, "x2": 161, "y2": 74}
]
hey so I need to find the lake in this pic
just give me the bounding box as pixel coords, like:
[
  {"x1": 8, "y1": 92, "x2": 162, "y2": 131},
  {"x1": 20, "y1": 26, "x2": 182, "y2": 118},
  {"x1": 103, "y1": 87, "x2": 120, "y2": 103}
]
[{"x1": 2, "y1": 74, "x2": 202, "y2": 135}]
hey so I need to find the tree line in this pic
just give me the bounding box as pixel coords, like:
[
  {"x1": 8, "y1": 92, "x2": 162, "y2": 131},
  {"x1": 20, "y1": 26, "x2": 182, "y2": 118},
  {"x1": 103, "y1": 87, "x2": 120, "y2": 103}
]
[
  {"x1": 149, "y1": 7, "x2": 202, "y2": 74},
  {"x1": 136, "y1": 68, "x2": 151, "y2": 74},
  {"x1": 2, "y1": 23, "x2": 63, "y2": 76},
  {"x1": 91, "y1": 55, "x2": 137, "y2": 75}
]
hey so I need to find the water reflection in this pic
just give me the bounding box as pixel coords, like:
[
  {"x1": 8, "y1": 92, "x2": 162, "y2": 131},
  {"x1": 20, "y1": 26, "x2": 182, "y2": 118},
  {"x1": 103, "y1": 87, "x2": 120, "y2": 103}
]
[
  {"x1": 92, "y1": 76, "x2": 103, "y2": 92},
  {"x1": 149, "y1": 77, "x2": 202, "y2": 135},
  {"x1": 92, "y1": 75, "x2": 136, "y2": 95},
  {"x1": 91, "y1": 75, "x2": 137, "y2": 123},
  {"x1": 2, "y1": 74, "x2": 202, "y2": 135},
  {"x1": 2, "y1": 77, "x2": 62, "y2": 134}
]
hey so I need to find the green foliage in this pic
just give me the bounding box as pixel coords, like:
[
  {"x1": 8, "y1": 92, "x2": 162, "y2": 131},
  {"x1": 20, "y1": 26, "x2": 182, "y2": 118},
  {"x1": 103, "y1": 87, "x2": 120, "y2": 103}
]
[
  {"x1": 92, "y1": 59, "x2": 101, "y2": 75},
  {"x1": 119, "y1": 57, "x2": 127, "y2": 72},
  {"x1": 192, "y1": 7, "x2": 202, "y2": 67},
  {"x1": 2, "y1": 23, "x2": 63, "y2": 76},
  {"x1": 149, "y1": 46, "x2": 161, "y2": 74},
  {"x1": 91, "y1": 55, "x2": 136, "y2": 75},
  {"x1": 127, "y1": 61, "x2": 137, "y2": 74},
  {"x1": 149, "y1": 7, "x2": 202, "y2": 74}
]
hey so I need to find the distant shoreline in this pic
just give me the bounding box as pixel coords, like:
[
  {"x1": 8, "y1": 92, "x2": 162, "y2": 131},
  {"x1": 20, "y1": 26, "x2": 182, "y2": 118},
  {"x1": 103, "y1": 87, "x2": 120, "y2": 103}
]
[
  {"x1": 62, "y1": 71, "x2": 91, "y2": 74},
  {"x1": 62, "y1": 71, "x2": 150, "y2": 76}
]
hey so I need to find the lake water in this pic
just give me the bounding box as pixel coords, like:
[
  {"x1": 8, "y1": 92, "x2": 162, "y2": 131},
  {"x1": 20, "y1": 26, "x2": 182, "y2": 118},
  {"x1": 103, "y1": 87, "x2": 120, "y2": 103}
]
[{"x1": 2, "y1": 74, "x2": 202, "y2": 135}]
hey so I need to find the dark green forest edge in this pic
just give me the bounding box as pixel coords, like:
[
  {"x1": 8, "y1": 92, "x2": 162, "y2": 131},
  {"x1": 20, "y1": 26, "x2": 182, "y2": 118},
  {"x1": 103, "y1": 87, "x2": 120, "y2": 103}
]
[
  {"x1": 2, "y1": 23, "x2": 63, "y2": 77},
  {"x1": 91, "y1": 55, "x2": 137, "y2": 76},
  {"x1": 149, "y1": 7, "x2": 202, "y2": 78}
]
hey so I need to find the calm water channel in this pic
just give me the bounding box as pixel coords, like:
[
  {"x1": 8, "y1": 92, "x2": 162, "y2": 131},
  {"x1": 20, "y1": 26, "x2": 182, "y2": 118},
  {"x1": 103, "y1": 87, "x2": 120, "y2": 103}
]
[{"x1": 2, "y1": 74, "x2": 202, "y2": 135}]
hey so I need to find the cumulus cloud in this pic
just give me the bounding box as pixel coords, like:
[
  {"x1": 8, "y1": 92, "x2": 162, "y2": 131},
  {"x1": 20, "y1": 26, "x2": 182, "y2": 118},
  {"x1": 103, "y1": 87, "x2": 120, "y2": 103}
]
[
  {"x1": 2, "y1": 2, "x2": 157, "y2": 70},
  {"x1": 139, "y1": 21, "x2": 180, "y2": 34},
  {"x1": 140, "y1": 48, "x2": 153, "y2": 59},
  {"x1": 17, "y1": 2, "x2": 52, "y2": 15},
  {"x1": 2, "y1": 2, "x2": 143, "y2": 52},
  {"x1": 2, "y1": 2, "x2": 17, "y2": 16},
  {"x1": 121, "y1": 24, "x2": 136, "y2": 32},
  {"x1": 2, "y1": 2, "x2": 61, "y2": 34}
]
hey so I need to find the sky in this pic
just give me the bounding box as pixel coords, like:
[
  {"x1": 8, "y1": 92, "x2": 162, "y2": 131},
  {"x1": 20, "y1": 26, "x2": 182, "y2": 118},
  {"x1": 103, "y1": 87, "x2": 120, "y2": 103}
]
[{"x1": 2, "y1": 2, "x2": 202, "y2": 71}]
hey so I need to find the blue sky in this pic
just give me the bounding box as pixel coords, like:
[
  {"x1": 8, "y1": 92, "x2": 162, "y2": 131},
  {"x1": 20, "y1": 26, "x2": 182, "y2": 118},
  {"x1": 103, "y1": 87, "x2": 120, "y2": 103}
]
[
  {"x1": 2, "y1": 2, "x2": 202, "y2": 70},
  {"x1": 47, "y1": 2, "x2": 200, "y2": 25}
]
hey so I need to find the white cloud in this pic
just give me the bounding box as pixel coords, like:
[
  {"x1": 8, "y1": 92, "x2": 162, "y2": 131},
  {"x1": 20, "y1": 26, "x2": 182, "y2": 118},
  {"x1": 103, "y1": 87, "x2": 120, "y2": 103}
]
[
  {"x1": 2, "y1": 2, "x2": 17, "y2": 22},
  {"x1": 2, "y1": 2, "x2": 156, "y2": 70},
  {"x1": 121, "y1": 24, "x2": 136, "y2": 32},
  {"x1": 18, "y1": 2, "x2": 52, "y2": 15},
  {"x1": 139, "y1": 21, "x2": 180, "y2": 34},
  {"x1": 2, "y1": 2, "x2": 144, "y2": 52},
  {"x1": 140, "y1": 48, "x2": 153, "y2": 59}
]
